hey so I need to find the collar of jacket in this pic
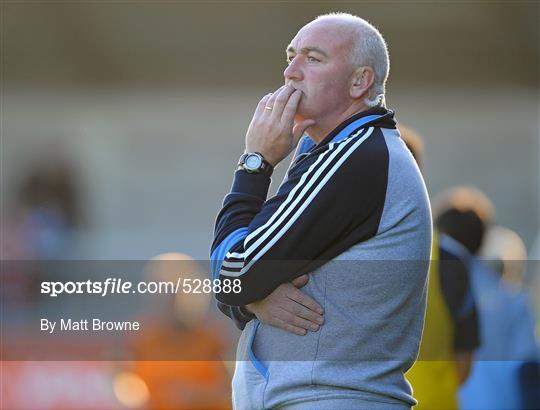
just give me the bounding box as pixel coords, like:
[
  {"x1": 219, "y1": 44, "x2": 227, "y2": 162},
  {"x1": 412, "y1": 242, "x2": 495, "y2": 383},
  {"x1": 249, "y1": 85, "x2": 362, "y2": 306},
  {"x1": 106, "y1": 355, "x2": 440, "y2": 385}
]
[{"x1": 297, "y1": 106, "x2": 396, "y2": 156}]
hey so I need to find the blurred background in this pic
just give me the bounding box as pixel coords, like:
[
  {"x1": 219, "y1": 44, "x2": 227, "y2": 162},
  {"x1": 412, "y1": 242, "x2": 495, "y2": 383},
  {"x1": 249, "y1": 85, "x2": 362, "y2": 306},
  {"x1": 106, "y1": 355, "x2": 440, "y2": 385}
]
[{"x1": 1, "y1": 1, "x2": 538, "y2": 409}]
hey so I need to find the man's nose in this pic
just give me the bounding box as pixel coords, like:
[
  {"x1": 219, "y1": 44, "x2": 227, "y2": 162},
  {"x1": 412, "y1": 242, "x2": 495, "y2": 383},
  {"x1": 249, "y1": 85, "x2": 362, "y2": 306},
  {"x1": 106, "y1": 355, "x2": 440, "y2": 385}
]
[{"x1": 283, "y1": 57, "x2": 303, "y2": 81}]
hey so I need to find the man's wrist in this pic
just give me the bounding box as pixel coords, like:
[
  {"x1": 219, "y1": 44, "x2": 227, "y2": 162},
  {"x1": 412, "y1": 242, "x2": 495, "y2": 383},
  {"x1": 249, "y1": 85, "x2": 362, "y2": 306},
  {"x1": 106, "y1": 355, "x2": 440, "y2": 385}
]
[
  {"x1": 232, "y1": 168, "x2": 271, "y2": 200},
  {"x1": 238, "y1": 152, "x2": 274, "y2": 176}
]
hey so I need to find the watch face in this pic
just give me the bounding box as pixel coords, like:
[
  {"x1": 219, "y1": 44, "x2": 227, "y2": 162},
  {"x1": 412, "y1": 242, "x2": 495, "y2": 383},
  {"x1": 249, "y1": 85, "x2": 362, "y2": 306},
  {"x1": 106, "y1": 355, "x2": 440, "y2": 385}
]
[{"x1": 245, "y1": 154, "x2": 263, "y2": 170}]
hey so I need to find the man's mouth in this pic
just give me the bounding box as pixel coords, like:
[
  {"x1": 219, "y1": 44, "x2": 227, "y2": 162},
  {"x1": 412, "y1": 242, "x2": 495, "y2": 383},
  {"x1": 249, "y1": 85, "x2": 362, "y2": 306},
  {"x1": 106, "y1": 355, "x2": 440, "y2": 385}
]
[{"x1": 286, "y1": 82, "x2": 303, "y2": 94}]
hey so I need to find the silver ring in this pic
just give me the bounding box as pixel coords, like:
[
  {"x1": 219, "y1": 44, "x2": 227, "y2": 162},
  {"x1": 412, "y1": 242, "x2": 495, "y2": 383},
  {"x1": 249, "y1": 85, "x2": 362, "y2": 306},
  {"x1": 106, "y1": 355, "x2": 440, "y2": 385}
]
[{"x1": 264, "y1": 106, "x2": 273, "y2": 111}]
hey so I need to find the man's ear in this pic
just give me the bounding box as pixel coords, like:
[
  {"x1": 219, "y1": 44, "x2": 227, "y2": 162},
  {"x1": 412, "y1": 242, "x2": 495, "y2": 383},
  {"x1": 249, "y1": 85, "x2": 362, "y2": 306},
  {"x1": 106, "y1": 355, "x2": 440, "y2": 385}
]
[{"x1": 350, "y1": 66, "x2": 375, "y2": 99}]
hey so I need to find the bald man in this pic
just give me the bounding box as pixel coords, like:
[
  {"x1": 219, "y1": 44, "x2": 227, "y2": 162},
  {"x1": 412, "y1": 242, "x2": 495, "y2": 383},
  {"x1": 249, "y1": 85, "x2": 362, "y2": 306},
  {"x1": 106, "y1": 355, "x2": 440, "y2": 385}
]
[{"x1": 210, "y1": 13, "x2": 432, "y2": 409}]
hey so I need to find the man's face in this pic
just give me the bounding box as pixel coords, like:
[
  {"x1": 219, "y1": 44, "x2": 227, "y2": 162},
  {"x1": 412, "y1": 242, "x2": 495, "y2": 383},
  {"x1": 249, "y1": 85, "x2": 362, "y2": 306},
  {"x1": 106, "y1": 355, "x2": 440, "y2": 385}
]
[{"x1": 284, "y1": 21, "x2": 355, "y2": 124}]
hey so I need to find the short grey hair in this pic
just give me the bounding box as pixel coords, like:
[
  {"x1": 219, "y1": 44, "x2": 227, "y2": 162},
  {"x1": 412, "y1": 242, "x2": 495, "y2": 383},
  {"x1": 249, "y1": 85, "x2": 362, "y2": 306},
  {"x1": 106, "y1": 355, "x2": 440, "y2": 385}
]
[{"x1": 315, "y1": 13, "x2": 390, "y2": 107}]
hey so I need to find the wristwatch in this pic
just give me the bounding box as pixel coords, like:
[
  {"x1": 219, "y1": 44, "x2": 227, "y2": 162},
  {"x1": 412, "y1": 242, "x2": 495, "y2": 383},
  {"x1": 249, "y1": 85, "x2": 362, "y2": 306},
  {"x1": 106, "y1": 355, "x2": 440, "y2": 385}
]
[{"x1": 238, "y1": 152, "x2": 274, "y2": 176}]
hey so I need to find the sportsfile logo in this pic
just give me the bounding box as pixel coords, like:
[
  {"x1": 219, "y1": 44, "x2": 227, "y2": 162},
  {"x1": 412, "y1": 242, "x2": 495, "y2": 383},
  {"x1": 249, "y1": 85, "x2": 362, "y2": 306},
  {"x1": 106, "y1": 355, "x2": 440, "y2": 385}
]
[{"x1": 41, "y1": 278, "x2": 135, "y2": 297}]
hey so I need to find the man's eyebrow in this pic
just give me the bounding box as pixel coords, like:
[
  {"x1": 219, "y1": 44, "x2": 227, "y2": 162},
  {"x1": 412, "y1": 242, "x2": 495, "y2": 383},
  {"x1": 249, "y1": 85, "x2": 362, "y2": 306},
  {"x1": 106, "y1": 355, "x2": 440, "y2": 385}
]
[{"x1": 286, "y1": 46, "x2": 329, "y2": 58}]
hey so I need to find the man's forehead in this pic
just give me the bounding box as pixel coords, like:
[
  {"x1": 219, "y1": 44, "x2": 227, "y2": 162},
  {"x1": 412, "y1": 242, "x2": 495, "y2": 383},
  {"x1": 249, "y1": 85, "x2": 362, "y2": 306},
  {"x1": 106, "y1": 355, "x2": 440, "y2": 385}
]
[{"x1": 286, "y1": 20, "x2": 351, "y2": 55}]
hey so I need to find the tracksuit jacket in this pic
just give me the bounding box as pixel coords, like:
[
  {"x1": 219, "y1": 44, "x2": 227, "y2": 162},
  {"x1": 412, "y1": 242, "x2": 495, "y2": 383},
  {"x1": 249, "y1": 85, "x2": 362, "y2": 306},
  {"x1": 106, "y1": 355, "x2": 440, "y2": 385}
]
[{"x1": 210, "y1": 106, "x2": 432, "y2": 409}]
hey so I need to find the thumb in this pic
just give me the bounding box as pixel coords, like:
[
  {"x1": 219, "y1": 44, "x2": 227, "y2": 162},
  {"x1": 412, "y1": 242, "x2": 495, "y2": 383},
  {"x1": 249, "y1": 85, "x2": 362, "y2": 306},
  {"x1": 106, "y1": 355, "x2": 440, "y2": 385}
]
[
  {"x1": 292, "y1": 120, "x2": 316, "y2": 145},
  {"x1": 291, "y1": 274, "x2": 309, "y2": 288}
]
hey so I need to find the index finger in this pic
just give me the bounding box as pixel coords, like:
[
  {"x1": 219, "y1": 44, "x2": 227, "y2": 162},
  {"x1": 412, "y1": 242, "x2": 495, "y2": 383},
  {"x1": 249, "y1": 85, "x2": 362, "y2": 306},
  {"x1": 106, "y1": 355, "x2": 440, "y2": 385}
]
[
  {"x1": 287, "y1": 287, "x2": 324, "y2": 315},
  {"x1": 281, "y1": 89, "x2": 302, "y2": 126}
]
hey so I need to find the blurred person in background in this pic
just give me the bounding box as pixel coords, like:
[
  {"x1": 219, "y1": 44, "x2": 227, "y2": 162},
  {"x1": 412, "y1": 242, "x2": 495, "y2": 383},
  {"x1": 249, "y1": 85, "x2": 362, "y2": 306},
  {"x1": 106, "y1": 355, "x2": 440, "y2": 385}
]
[
  {"x1": 479, "y1": 225, "x2": 540, "y2": 408},
  {"x1": 433, "y1": 187, "x2": 539, "y2": 409},
  {"x1": 126, "y1": 253, "x2": 232, "y2": 410},
  {"x1": 480, "y1": 225, "x2": 528, "y2": 288},
  {"x1": 15, "y1": 152, "x2": 82, "y2": 259},
  {"x1": 1, "y1": 151, "x2": 82, "y2": 312},
  {"x1": 397, "y1": 125, "x2": 480, "y2": 410}
]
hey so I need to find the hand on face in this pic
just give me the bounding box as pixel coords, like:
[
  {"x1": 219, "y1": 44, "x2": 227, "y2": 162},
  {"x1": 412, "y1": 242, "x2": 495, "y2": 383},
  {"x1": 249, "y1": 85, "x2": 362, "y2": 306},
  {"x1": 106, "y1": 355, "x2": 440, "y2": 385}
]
[{"x1": 245, "y1": 85, "x2": 316, "y2": 166}]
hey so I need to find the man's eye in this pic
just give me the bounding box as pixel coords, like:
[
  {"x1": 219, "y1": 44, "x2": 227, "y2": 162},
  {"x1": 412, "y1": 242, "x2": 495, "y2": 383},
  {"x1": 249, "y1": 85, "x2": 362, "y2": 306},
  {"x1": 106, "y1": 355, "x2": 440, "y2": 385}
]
[
  {"x1": 307, "y1": 56, "x2": 320, "y2": 62},
  {"x1": 286, "y1": 56, "x2": 295, "y2": 64}
]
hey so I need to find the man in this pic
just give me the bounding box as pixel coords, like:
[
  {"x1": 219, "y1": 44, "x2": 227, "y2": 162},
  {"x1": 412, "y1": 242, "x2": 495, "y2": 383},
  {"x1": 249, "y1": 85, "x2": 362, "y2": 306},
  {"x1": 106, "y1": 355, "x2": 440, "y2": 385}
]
[{"x1": 210, "y1": 13, "x2": 432, "y2": 409}]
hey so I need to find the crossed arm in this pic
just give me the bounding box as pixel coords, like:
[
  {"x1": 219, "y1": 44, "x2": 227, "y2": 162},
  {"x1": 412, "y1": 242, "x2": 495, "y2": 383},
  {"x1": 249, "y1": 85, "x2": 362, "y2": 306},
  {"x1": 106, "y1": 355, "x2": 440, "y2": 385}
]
[{"x1": 212, "y1": 85, "x2": 324, "y2": 334}]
